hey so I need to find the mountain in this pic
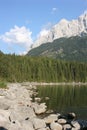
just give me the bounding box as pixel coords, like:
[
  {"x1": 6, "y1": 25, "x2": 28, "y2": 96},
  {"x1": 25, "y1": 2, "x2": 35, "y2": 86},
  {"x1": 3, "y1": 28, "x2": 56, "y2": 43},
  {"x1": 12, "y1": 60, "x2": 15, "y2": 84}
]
[
  {"x1": 0, "y1": 50, "x2": 3, "y2": 54},
  {"x1": 27, "y1": 36, "x2": 87, "y2": 62},
  {"x1": 31, "y1": 13, "x2": 87, "y2": 49}
]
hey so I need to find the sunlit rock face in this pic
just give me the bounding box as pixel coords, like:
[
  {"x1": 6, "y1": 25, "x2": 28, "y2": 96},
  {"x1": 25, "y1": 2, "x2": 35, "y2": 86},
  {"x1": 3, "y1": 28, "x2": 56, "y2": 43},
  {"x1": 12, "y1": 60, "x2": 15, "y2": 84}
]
[{"x1": 31, "y1": 13, "x2": 87, "y2": 49}]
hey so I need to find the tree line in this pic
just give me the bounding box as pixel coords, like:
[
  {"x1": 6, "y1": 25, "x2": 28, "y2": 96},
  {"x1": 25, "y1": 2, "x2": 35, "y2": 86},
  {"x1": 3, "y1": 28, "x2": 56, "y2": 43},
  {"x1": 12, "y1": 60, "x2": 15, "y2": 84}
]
[{"x1": 0, "y1": 53, "x2": 87, "y2": 82}]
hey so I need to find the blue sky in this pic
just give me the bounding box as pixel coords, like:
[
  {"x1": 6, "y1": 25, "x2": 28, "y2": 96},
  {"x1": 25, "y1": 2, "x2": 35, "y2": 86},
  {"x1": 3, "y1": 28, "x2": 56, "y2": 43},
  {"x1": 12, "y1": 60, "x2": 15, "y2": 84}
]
[{"x1": 0, "y1": 0, "x2": 87, "y2": 54}]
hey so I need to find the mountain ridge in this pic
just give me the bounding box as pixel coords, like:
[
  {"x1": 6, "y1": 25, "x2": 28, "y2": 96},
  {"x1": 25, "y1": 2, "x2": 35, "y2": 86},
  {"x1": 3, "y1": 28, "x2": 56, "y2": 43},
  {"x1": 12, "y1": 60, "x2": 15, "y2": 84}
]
[
  {"x1": 31, "y1": 13, "x2": 87, "y2": 49},
  {"x1": 28, "y1": 35, "x2": 87, "y2": 62}
]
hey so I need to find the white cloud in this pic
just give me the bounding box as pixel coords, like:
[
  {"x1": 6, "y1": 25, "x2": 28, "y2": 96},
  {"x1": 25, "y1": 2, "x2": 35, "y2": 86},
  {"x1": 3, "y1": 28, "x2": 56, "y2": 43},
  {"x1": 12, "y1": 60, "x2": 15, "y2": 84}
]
[
  {"x1": 39, "y1": 29, "x2": 49, "y2": 37},
  {"x1": 37, "y1": 29, "x2": 49, "y2": 39},
  {"x1": 19, "y1": 51, "x2": 28, "y2": 55},
  {"x1": 52, "y1": 8, "x2": 57, "y2": 11},
  {"x1": 0, "y1": 25, "x2": 33, "y2": 49},
  {"x1": 37, "y1": 22, "x2": 53, "y2": 39},
  {"x1": 51, "y1": 7, "x2": 57, "y2": 14}
]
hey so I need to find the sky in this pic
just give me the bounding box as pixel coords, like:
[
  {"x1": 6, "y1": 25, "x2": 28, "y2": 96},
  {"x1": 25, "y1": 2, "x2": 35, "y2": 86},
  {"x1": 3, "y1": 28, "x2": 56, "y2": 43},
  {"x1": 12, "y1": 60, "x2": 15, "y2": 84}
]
[{"x1": 0, "y1": 0, "x2": 87, "y2": 55}]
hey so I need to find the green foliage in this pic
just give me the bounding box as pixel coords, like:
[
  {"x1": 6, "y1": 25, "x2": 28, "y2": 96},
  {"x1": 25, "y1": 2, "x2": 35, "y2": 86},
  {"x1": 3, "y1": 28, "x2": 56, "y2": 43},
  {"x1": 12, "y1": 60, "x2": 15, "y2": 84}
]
[
  {"x1": 0, "y1": 53, "x2": 87, "y2": 82},
  {"x1": 28, "y1": 36, "x2": 87, "y2": 62},
  {"x1": 0, "y1": 81, "x2": 7, "y2": 89}
]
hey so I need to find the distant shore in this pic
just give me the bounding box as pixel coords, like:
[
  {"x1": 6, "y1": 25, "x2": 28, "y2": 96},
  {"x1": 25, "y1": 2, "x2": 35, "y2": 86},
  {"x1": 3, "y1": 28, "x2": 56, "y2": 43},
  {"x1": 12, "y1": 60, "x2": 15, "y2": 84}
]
[{"x1": 21, "y1": 82, "x2": 87, "y2": 86}]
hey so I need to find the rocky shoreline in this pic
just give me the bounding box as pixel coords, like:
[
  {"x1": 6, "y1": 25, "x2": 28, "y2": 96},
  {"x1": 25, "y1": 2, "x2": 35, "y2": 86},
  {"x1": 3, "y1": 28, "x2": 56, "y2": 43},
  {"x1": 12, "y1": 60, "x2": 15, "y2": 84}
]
[{"x1": 0, "y1": 83, "x2": 87, "y2": 130}]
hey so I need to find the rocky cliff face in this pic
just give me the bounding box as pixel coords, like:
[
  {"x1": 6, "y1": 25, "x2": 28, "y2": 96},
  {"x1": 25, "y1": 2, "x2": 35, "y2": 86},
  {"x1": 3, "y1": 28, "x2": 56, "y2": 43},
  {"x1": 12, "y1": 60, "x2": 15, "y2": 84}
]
[{"x1": 31, "y1": 13, "x2": 87, "y2": 49}]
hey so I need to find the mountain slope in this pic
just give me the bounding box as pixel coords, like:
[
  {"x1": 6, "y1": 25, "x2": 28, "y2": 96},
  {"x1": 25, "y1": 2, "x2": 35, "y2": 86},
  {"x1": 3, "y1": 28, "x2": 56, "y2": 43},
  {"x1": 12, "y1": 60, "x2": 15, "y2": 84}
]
[
  {"x1": 27, "y1": 36, "x2": 87, "y2": 62},
  {"x1": 31, "y1": 13, "x2": 87, "y2": 49},
  {"x1": 0, "y1": 50, "x2": 4, "y2": 54}
]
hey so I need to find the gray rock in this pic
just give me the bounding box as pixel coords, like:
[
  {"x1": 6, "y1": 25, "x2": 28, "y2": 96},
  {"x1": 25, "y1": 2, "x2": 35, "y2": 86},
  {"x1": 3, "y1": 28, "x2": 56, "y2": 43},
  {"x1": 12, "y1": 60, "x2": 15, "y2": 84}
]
[
  {"x1": 10, "y1": 106, "x2": 36, "y2": 122},
  {"x1": 71, "y1": 121, "x2": 81, "y2": 130},
  {"x1": 50, "y1": 122, "x2": 62, "y2": 130},
  {"x1": 8, "y1": 121, "x2": 21, "y2": 130},
  {"x1": 20, "y1": 121, "x2": 34, "y2": 130},
  {"x1": 67, "y1": 112, "x2": 76, "y2": 120},
  {"x1": 44, "y1": 114, "x2": 58, "y2": 124},
  {"x1": 32, "y1": 102, "x2": 47, "y2": 114},
  {"x1": 32, "y1": 118, "x2": 46, "y2": 129},
  {"x1": 71, "y1": 128, "x2": 80, "y2": 130},
  {"x1": 35, "y1": 97, "x2": 41, "y2": 102},
  {"x1": 0, "y1": 109, "x2": 10, "y2": 122},
  {"x1": 63, "y1": 124, "x2": 72, "y2": 130},
  {"x1": 58, "y1": 118, "x2": 67, "y2": 124},
  {"x1": 0, "y1": 103, "x2": 10, "y2": 110},
  {"x1": 38, "y1": 128, "x2": 47, "y2": 130}
]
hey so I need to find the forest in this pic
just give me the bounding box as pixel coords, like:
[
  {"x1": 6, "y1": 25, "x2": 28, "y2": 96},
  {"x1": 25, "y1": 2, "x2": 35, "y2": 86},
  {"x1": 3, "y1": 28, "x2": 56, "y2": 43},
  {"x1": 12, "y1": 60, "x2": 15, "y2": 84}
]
[{"x1": 0, "y1": 53, "x2": 87, "y2": 82}]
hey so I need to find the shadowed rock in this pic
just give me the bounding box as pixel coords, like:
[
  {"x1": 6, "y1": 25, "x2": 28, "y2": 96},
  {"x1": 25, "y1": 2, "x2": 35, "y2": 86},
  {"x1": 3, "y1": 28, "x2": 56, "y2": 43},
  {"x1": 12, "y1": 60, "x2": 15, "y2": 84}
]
[
  {"x1": 77, "y1": 120, "x2": 87, "y2": 130},
  {"x1": 0, "y1": 127, "x2": 8, "y2": 130}
]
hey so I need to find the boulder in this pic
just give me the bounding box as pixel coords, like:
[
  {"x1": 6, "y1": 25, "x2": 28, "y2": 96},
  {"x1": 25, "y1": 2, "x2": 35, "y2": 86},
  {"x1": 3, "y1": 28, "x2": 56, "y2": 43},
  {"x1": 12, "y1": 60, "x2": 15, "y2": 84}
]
[
  {"x1": 10, "y1": 106, "x2": 36, "y2": 122},
  {"x1": 0, "y1": 109, "x2": 10, "y2": 122},
  {"x1": 38, "y1": 128, "x2": 47, "y2": 130},
  {"x1": 0, "y1": 103, "x2": 10, "y2": 110},
  {"x1": 32, "y1": 103, "x2": 47, "y2": 114},
  {"x1": 67, "y1": 112, "x2": 76, "y2": 120},
  {"x1": 20, "y1": 121, "x2": 34, "y2": 130},
  {"x1": 35, "y1": 97, "x2": 41, "y2": 102},
  {"x1": 50, "y1": 122, "x2": 62, "y2": 130},
  {"x1": 71, "y1": 121, "x2": 81, "y2": 130},
  {"x1": 7, "y1": 121, "x2": 21, "y2": 130},
  {"x1": 44, "y1": 114, "x2": 58, "y2": 124},
  {"x1": 32, "y1": 118, "x2": 46, "y2": 129},
  {"x1": 63, "y1": 124, "x2": 72, "y2": 130},
  {"x1": 58, "y1": 118, "x2": 67, "y2": 124}
]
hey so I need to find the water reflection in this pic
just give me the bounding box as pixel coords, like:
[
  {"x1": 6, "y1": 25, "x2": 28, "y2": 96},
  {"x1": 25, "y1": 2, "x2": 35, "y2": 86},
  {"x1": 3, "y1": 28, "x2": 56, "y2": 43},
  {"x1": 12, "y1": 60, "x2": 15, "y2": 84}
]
[{"x1": 37, "y1": 85, "x2": 87, "y2": 119}]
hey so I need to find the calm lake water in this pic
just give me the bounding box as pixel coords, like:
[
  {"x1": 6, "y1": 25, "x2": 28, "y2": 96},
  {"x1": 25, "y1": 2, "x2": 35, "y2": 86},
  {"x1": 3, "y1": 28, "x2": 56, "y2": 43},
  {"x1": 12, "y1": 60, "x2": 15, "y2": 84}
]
[{"x1": 37, "y1": 85, "x2": 87, "y2": 119}]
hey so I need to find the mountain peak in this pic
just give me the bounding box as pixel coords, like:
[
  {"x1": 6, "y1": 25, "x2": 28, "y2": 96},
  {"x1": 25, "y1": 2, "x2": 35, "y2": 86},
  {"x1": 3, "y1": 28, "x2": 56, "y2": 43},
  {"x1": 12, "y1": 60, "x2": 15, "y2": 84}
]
[
  {"x1": 79, "y1": 12, "x2": 87, "y2": 19},
  {"x1": 31, "y1": 12, "x2": 87, "y2": 49},
  {"x1": 59, "y1": 18, "x2": 69, "y2": 24}
]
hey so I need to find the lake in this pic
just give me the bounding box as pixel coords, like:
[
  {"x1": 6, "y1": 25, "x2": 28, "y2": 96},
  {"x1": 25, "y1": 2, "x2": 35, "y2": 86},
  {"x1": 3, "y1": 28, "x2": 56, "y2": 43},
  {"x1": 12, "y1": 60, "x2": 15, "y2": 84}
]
[{"x1": 37, "y1": 85, "x2": 87, "y2": 119}]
